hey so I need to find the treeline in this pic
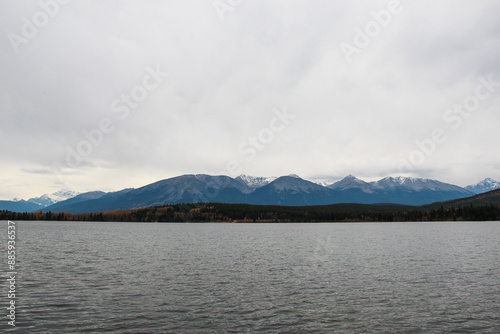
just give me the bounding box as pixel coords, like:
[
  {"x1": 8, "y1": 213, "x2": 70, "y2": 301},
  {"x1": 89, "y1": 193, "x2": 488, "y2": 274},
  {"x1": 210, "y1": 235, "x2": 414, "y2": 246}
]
[
  {"x1": 1, "y1": 202, "x2": 499, "y2": 222},
  {"x1": 423, "y1": 204, "x2": 498, "y2": 221}
]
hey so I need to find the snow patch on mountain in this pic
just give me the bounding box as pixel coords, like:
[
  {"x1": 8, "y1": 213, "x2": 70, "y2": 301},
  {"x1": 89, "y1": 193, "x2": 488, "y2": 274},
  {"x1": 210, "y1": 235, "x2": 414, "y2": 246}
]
[
  {"x1": 313, "y1": 180, "x2": 331, "y2": 187},
  {"x1": 236, "y1": 175, "x2": 277, "y2": 188},
  {"x1": 329, "y1": 175, "x2": 376, "y2": 193},
  {"x1": 371, "y1": 177, "x2": 468, "y2": 193},
  {"x1": 27, "y1": 189, "x2": 81, "y2": 207}
]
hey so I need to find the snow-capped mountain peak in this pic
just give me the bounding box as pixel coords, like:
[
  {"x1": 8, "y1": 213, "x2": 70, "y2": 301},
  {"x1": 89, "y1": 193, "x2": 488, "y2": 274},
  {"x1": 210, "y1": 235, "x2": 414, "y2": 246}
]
[
  {"x1": 378, "y1": 176, "x2": 424, "y2": 186},
  {"x1": 328, "y1": 175, "x2": 376, "y2": 193},
  {"x1": 27, "y1": 189, "x2": 80, "y2": 207},
  {"x1": 370, "y1": 177, "x2": 469, "y2": 193},
  {"x1": 236, "y1": 175, "x2": 277, "y2": 189},
  {"x1": 51, "y1": 189, "x2": 80, "y2": 201},
  {"x1": 466, "y1": 178, "x2": 500, "y2": 194},
  {"x1": 373, "y1": 176, "x2": 424, "y2": 189}
]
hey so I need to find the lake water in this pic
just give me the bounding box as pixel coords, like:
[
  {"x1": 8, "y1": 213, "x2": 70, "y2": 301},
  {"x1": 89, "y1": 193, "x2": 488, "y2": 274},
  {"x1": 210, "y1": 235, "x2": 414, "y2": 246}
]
[{"x1": 2, "y1": 221, "x2": 500, "y2": 333}]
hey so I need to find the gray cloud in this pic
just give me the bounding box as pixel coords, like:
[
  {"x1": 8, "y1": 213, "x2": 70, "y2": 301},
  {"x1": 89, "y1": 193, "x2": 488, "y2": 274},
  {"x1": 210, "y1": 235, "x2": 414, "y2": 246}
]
[{"x1": 1, "y1": 0, "x2": 499, "y2": 199}]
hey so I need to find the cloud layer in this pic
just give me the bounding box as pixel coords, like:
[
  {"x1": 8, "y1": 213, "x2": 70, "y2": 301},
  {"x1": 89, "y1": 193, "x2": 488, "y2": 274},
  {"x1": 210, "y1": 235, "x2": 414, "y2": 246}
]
[{"x1": 1, "y1": 0, "x2": 499, "y2": 199}]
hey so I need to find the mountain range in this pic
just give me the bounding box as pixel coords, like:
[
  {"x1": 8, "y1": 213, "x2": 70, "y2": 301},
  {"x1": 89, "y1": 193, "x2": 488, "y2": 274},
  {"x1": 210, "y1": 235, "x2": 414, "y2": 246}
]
[{"x1": 2, "y1": 175, "x2": 498, "y2": 214}]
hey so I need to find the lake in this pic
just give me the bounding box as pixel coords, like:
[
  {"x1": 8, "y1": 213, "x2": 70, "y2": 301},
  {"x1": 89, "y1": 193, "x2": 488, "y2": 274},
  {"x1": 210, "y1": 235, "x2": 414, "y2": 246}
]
[{"x1": 3, "y1": 221, "x2": 500, "y2": 333}]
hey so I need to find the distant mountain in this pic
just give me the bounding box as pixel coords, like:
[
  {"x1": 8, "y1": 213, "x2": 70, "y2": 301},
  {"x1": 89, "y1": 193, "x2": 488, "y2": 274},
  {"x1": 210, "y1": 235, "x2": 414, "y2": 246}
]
[
  {"x1": 47, "y1": 175, "x2": 253, "y2": 214},
  {"x1": 236, "y1": 175, "x2": 277, "y2": 188},
  {"x1": 45, "y1": 188, "x2": 136, "y2": 214},
  {"x1": 466, "y1": 178, "x2": 500, "y2": 194},
  {"x1": 0, "y1": 200, "x2": 44, "y2": 212},
  {"x1": 329, "y1": 175, "x2": 376, "y2": 193},
  {"x1": 4, "y1": 174, "x2": 479, "y2": 214},
  {"x1": 42, "y1": 191, "x2": 107, "y2": 213},
  {"x1": 248, "y1": 175, "x2": 339, "y2": 206},
  {"x1": 325, "y1": 175, "x2": 473, "y2": 205},
  {"x1": 326, "y1": 175, "x2": 381, "y2": 204},
  {"x1": 27, "y1": 189, "x2": 80, "y2": 207},
  {"x1": 1, "y1": 188, "x2": 81, "y2": 212},
  {"x1": 367, "y1": 176, "x2": 474, "y2": 205},
  {"x1": 372, "y1": 177, "x2": 466, "y2": 192}
]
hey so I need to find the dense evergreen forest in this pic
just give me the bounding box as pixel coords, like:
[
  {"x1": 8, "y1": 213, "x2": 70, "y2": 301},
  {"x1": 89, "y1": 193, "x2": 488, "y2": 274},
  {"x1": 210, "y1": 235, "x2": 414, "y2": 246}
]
[{"x1": 1, "y1": 201, "x2": 498, "y2": 222}]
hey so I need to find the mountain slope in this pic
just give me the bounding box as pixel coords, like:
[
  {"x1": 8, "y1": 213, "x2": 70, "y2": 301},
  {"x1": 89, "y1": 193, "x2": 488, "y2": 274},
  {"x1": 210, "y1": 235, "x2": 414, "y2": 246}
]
[
  {"x1": 248, "y1": 175, "x2": 340, "y2": 206},
  {"x1": 329, "y1": 175, "x2": 376, "y2": 193},
  {"x1": 372, "y1": 177, "x2": 469, "y2": 192},
  {"x1": 326, "y1": 175, "x2": 384, "y2": 203},
  {"x1": 47, "y1": 189, "x2": 135, "y2": 214},
  {"x1": 325, "y1": 176, "x2": 474, "y2": 206},
  {"x1": 367, "y1": 177, "x2": 474, "y2": 205},
  {"x1": 49, "y1": 175, "x2": 252, "y2": 214},
  {"x1": 42, "y1": 191, "x2": 107, "y2": 213},
  {"x1": 123, "y1": 174, "x2": 253, "y2": 204},
  {"x1": 423, "y1": 189, "x2": 500, "y2": 210},
  {"x1": 0, "y1": 200, "x2": 44, "y2": 212}
]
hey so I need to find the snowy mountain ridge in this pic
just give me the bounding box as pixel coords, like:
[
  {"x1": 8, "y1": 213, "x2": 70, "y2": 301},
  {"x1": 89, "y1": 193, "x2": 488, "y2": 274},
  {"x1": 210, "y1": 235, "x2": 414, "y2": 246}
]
[
  {"x1": 236, "y1": 175, "x2": 277, "y2": 188},
  {"x1": 26, "y1": 189, "x2": 81, "y2": 207},
  {"x1": 466, "y1": 178, "x2": 500, "y2": 194},
  {"x1": 370, "y1": 176, "x2": 463, "y2": 192}
]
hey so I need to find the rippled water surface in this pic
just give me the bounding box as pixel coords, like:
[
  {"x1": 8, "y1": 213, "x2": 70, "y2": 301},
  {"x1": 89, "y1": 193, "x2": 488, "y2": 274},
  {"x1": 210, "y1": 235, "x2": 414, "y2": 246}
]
[{"x1": 3, "y1": 221, "x2": 500, "y2": 333}]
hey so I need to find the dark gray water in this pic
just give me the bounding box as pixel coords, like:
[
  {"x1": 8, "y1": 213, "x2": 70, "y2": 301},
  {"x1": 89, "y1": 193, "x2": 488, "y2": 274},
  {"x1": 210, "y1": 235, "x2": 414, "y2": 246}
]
[{"x1": 2, "y1": 221, "x2": 500, "y2": 333}]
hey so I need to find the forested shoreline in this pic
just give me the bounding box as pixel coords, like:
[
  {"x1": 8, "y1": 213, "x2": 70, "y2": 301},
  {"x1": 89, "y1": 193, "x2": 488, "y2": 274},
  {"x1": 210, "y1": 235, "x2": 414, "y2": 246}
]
[{"x1": 1, "y1": 202, "x2": 498, "y2": 222}]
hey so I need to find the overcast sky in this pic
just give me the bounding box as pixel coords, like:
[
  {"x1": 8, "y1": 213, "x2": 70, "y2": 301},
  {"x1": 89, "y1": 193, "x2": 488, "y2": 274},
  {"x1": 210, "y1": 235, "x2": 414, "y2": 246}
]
[{"x1": 1, "y1": 0, "x2": 499, "y2": 199}]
